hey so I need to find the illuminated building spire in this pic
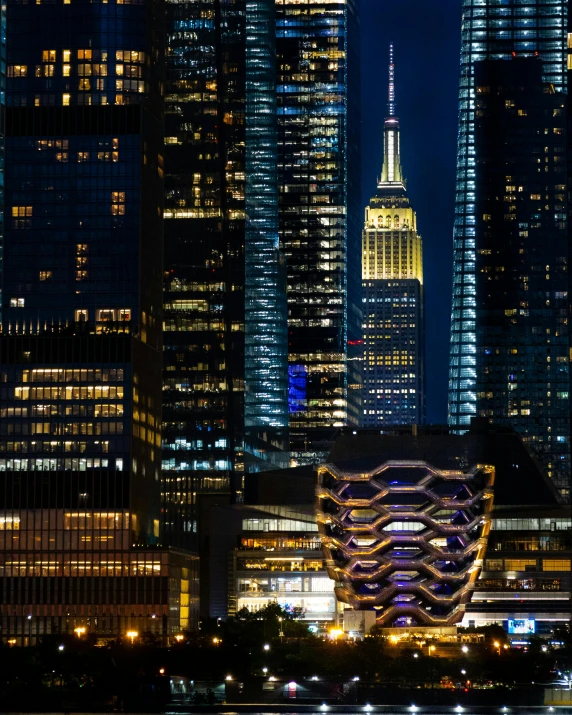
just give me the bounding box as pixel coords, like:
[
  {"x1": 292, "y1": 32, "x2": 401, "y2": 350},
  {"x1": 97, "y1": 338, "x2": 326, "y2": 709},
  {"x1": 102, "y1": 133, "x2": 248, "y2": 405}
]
[
  {"x1": 380, "y1": 43, "x2": 404, "y2": 187},
  {"x1": 388, "y1": 41, "x2": 395, "y2": 117}
]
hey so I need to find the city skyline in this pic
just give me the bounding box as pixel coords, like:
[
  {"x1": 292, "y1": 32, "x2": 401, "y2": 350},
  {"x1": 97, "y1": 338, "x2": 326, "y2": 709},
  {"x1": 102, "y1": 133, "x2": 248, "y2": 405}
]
[{"x1": 1, "y1": 0, "x2": 572, "y2": 650}]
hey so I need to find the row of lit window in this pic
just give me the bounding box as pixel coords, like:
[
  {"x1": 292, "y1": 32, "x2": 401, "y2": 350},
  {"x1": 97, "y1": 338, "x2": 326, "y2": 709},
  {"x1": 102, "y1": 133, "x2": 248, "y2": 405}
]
[
  {"x1": 485, "y1": 559, "x2": 571, "y2": 572},
  {"x1": 0, "y1": 441, "x2": 112, "y2": 453},
  {"x1": 0, "y1": 512, "x2": 129, "y2": 531},
  {"x1": 3, "y1": 422, "x2": 124, "y2": 436},
  {"x1": 0, "y1": 457, "x2": 122, "y2": 471},
  {"x1": 14, "y1": 369, "x2": 124, "y2": 384},
  {"x1": 36, "y1": 50, "x2": 145, "y2": 63},
  {"x1": 9, "y1": 64, "x2": 143, "y2": 78},
  {"x1": 0, "y1": 560, "x2": 165, "y2": 578},
  {"x1": 1, "y1": 405, "x2": 124, "y2": 419},
  {"x1": 13, "y1": 386, "x2": 124, "y2": 400}
]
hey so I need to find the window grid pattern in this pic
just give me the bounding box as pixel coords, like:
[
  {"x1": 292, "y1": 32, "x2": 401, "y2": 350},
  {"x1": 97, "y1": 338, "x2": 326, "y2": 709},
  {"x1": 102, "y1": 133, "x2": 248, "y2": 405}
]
[{"x1": 448, "y1": 0, "x2": 567, "y2": 428}]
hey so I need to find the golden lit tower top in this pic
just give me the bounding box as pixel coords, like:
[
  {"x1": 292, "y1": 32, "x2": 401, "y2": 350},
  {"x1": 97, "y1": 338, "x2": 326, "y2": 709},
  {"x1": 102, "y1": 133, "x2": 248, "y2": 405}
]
[{"x1": 363, "y1": 44, "x2": 422, "y2": 283}]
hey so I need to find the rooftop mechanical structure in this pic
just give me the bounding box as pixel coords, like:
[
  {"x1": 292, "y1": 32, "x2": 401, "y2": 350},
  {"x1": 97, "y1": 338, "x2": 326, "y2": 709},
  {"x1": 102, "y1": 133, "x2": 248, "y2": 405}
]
[{"x1": 317, "y1": 459, "x2": 495, "y2": 626}]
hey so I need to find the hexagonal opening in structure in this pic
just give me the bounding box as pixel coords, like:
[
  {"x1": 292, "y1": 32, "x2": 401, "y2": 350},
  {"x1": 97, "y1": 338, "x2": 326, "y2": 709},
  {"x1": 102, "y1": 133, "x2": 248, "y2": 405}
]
[
  {"x1": 384, "y1": 546, "x2": 424, "y2": 560},
  {"x1": 377, "y1": 493, "x2": 429, "y2": 510},
  {"x1": 340, "y1": 482, "x2": 384, "y2": 500},
  {"x1": 374, "y1": 466, "x2": 430, "y2": 485},
  {"x1": 381, "y1": 520, "x2": 426, "y2": 533}
]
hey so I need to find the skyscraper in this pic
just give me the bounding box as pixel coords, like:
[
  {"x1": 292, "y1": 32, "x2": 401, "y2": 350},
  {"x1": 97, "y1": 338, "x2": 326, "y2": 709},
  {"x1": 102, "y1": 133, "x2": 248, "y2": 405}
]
[
  {"x1": 362, "y1": 46, "x2": 424, "y2": 427},
  {"x1": 448, "y1": 0, "x2": 569, "y2": 496},
  {"x1": 162, "y1": 0, "x2": 289, "y2": 552},
  {"x1": 276, "y1": 0, "x2": 361, "y2": 464},
  {"x1": 162, "y1": 0, "x2": 248, "y2": 544},
  {"x1": 0, "y1": 0, "x2": 198, "y2": 642},
  {"x1": 473, "y1": 57, "x2": 569, "y2": 497}
]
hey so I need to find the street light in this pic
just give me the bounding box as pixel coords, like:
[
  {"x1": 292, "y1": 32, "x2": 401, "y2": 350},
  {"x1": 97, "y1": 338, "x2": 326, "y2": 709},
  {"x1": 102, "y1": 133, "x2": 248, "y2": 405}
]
[
  {"x1": 58, "y1": 645, "x2": 65, "y2": 652},
  {"x1": 126, "y1": 630, "x2": 138, "y2": 645},
  {"x1": 328, "y1": 628, "x2": 343, "y2": 641},
  {"x1": 174, "y1": 634, "x2": 185, "y2": 643},
  {"x1": 494, "y1": 641, "x2": 501, "y2": 655},
  {"x1": 74, "y1": 627, "x2": 86, "y2": 637},
  {"x1": 263, "y1": 667, "x2": 268, "y2": 675},
  {"x1": 413, "y1": 653, "x2": 419, "y2": 659},
  {"x1": 428, "y1": 645, "x2": 436, "y2": 655},
  {"x1": 461, "y1": 645, "x2": 469, "y2": 654},
  {"x1": 213, "y1": 637, "x2": 221, "y2": 645},
  {"x1": 225, "y1": 675, "x2": 232, "y2": 681},
  {"x1": 263, "y1": 643, "x2": 270, "y2": 651}
]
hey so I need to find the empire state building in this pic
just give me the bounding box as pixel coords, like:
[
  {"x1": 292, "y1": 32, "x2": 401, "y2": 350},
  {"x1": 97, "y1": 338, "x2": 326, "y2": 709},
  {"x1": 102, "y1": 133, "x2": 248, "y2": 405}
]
[{"x1": 362, "y1": 46, "x2": 425, "y2": 426}]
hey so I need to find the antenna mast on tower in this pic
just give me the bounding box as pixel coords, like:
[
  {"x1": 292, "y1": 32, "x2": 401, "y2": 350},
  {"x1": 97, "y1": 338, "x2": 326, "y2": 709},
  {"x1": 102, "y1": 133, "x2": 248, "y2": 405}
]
[{"x1": 388, "y1": 42, "x2": 395, "y2": 117}]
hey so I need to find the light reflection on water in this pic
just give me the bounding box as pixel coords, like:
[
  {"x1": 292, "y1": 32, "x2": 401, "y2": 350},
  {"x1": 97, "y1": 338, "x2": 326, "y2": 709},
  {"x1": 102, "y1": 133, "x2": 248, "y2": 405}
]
[{"x1": 163, "y1": 710, "x2": 572, "y2": 715}]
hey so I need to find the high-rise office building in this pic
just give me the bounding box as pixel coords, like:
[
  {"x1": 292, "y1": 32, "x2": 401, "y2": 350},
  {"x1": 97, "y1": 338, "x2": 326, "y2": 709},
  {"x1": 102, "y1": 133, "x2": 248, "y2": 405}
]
[
  {"x1": 361, "y1": 46, "x2": 424, "y2": 427},
  {"x1": 162, "y1": 0, "x2": 248, "y2": 544},
  {"x1": 473, "y1": 57, "x2": 569, "y2": 497},
  {"x1": 276, "y1": 0, "x2": 361, "y2": 464},
  {"x1": 0, "y1": 0, "x2": 198, "y2": 643},
  {"x1": 162, "y1": 0, "x2": 360, "y2": 546},
  {"x1": 162, "y1": 0, "x2": 288, "y2": 553},
  {"x1": 448, "y1": 0, "x2": 569, "y2": 496}
]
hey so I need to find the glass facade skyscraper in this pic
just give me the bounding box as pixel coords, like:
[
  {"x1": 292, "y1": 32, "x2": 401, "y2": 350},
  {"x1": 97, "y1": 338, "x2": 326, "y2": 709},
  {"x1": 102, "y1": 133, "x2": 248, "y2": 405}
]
[
  {"x1": 244, "y1": 0, "x2": 289, "y2": 436},
  {"x1": 276, "y1": 0, "x2": 361, "y2": 464},
  {"x1": 0, "y1": 0, "x2": 199, "y2": 643},
  {"x1": 162, "y1": 0, "x2": 248, "y2": 544},
  {"x1": 362, "y1": 46, "x2": 424, "y2": 427},
  {"x1": 448, "y1": 0, "x2": 569, "y2": 496},
  {"x1": 162, "y1": 0, "x2": 288, "y2": 554}
]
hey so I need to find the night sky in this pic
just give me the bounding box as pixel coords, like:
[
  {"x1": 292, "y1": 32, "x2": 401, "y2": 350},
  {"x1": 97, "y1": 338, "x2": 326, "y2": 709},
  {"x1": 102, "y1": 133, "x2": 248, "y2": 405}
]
[{"x1": 360, "y1": 0, "x2": 463, "y2": 424}]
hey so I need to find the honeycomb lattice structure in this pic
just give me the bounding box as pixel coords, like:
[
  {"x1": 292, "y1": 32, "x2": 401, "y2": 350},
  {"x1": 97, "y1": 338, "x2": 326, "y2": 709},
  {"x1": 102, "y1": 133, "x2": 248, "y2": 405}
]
[{"x1": 316, "y1": 460, "x2": 495, "y2": 627}]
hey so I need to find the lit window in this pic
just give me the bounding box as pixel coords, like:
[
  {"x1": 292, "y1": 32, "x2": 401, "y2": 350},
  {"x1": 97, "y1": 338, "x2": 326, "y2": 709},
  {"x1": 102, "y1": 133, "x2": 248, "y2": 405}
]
[
  {"x1": 63, "y1": 64, "x2": 71, "y2": 77},
  {"x1": 77, "y1": 152, "x2": 89, "y2": 162},
  {"x1": 8, "y1": 65, "x2": 27, "y2": 77},
  {"x1": 77, "y1": 49, "x2": 92, "y2": 60},
  {"x1": 75, "y1": 309, "x2": 88, "y2": 322},
  {"x1": 111, "y1": 191, "x2": 126, "y2": 215},
  {"x1": 79, "y1": 79, "x2": 91, "y2": 90},
  {"x1": 39, "y1": 271, "x2": 53, "y2": 281},
  {"x1": 75, "y1": 270, "x2": 88, "y2": 281},
  {"x1": 42, "y1": 50, "x2": 56, "y2": 62},
  {"x1": 10, "y1": 298, "x2": 25, "y2": 308},
  {"x1": 62, "y1": 94, "x2": 70, "y2": 106},
  {"x1": 12, "y1": 206, "x2": 32, "y2": 217},
  {"x1": 63, "y1": 49, "x2": 71, "y2": 62},
  {"x1": 76, "y1": 243, "x2": 88, "y2": 254},
  {"x1": 97, "y1": 309, "x2": 115, "y2": 322}
]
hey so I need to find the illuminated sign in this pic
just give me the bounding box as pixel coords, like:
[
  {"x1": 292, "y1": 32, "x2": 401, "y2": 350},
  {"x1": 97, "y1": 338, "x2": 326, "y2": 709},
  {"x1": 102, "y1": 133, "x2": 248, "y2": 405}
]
[{"x1": 507, "y1": 618, "x2": 535, "y2": 634}]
